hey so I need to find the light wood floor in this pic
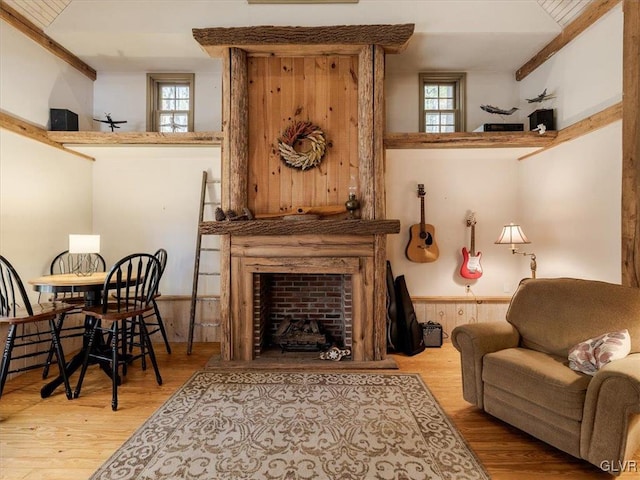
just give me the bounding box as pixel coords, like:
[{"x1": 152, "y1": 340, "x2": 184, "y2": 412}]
[{"x1": 1, "y1": 343, "x2": 638, "y2": 479}]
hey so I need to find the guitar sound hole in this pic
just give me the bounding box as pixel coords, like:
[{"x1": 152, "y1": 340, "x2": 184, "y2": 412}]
[{"x1": 419, "y1": 231, "x2": 433, "y2": 246}]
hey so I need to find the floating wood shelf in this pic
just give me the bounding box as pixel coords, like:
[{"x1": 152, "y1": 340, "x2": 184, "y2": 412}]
[
  {"x1": 46, "y1": 131, "x2": 223, "y2": 145},
  {"x1": 200, "y1": 219, "x2": 401, "y2": 236},
  {"x1": 384, "y1": 131, "x2": 557, "y2": 149},
  {"x1": 38, "y1": 130, "x2": 559, "y2": 150}
]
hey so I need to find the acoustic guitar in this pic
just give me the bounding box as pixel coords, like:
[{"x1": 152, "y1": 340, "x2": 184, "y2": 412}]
[
  {"x1": 460, "y1": 212, "x2": 483, "y2": 279},
  {"x1": 405, "y1": 184, "x2": 439, "y2": 263}
]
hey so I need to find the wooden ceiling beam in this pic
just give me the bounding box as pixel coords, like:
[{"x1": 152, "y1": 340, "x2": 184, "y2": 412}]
[
  {"x1": 0, "y1": 1, "x2": 96, "y2": 81},
  {"x1": 515, "y1": 0, "x2": 621, "y2": 81},
  {"x1": 193, "y1": 24, "x2": 414, "y2": 57}
]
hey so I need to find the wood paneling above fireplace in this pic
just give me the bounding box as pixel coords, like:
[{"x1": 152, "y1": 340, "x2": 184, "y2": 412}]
[{"x1": 247, "y1": 55, "x2": 359, "y2": 215}]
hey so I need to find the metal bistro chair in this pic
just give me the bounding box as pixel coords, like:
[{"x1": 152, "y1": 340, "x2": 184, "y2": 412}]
[
  {"x1": 74, "y1": 253, "x2": 162, "y2": 411},
  {"x1": 41, "y1": 250, "x2": 107, "y2": 379},
  {"x1": 0, "y1": 255, "x2": 74, "y2": 399},
  {"x1": 128, "y1": 248, "x2": 171, "y2": 356}
]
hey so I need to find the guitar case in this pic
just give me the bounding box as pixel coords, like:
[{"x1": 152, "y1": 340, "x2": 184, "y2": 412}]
[
  {"x1": 386, "y1": 261, "x2": 400, "y2": 352},
  {"x1": 395, "y1": 275, "x2": 425, "y2": 356}
]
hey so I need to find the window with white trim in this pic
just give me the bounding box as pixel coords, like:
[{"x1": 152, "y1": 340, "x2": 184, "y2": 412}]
[
  {"x1": 147, "y1": 73, "x2": 194, "y2": 132},
  {"x1": 419, "y1": 72, "x2": 466, "y2": 133}
]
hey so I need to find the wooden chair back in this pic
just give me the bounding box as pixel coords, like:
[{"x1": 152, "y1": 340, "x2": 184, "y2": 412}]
[
  {"x1": 0, "y1": 255, "x2": 33, "y2": 317},
  {"x1": 100, "y1": 253, "x2": 161, "y2": 315},
  {"x1": 50, "y1": 250, "x2": 106, "y2": 275}
]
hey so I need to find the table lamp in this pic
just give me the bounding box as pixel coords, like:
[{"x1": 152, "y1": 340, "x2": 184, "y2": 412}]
[
  {"x1": 68, "y1": 234, "x2": 101, "y2": 276},
  {"x1": 495, "y1": 223, "x2": 537, "y2": 278}
]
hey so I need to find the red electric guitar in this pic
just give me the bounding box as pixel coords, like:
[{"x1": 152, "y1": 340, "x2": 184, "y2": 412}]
[{"x1": 460, "y1": 213, "x2": 483, "y2": 279}]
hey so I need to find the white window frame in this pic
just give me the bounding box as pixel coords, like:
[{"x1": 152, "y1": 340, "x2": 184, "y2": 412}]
[
  {"x1": 419, "y1": 72, "x2": 466, "y2": 133},
  {"x1": 146, "y1": 73, "x2": 195, "y2": 132}
]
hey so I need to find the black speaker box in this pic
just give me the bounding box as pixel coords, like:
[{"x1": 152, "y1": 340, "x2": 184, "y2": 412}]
[
  {"x1": 482, "y1": 123, "x2": 524, "y2": 132},
  {"x1": 50, "y1": 109, "x2": 78, "y2": 131},
  {"x1": 528, "y1": 109, "x2": 555, "y2": 131}
]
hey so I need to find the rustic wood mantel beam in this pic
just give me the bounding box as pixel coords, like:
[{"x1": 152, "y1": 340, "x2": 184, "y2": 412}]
[{"x1": 193, "y1": 24, "x2": 414, "y2": 57}]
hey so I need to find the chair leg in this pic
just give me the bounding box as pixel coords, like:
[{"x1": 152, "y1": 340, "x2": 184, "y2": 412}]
[
  {"x1": 121, "y1": 319, "x2": 129, "y2": 377},
  {"x1": 48, "y1": 315, "x2": 72, "y2": 400},
  {"x1": 111, "y1": 321, "x2": 119, "y2": 411},
  {"x1": 138, "y1": 315, "x2": 147, "y2": 371},
  {"x1": 127, "y1": 317, "x2": 138, "y2": 354},
  {"x1": 139, "y1": 319, "x2": 162, "y2": 386},
  {"x1": 152, "y1": 299, "x2": 171, "y2": 354},
  {"x1": 74, "y1": 322, "x2": 99, "y2": 399},
  {"x1": 0, "y1": 325, "x2": 17, "y2": 399},
  {"x1": 42, "y1": 314, "x2": 65, "y2": 379}
]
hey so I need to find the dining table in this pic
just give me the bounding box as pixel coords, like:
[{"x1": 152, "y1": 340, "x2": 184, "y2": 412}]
[{"x1": 28, "y1": 272, "x2": 116, "y2": 398}]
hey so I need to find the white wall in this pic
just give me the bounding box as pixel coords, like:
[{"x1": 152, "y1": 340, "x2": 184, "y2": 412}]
[
  {"x1": 386, "y1": 148, "x2": 531, "y2": 296},
  {"x1": 93, "y1": 65, "x2": 222, "y2": 132},
  {"x1": 0, "y1": 131, "x2": 94, "y2": 299},
  {"x1": 519, "y1": 122, "x2": 622, "y2": 283},
  {"x1": 0, "y1": 22, "x2": 94, "y2": 301},
  {"x1": 515, "y1": 4, "x2": 623, "y2": 283},
  {"x1": 517, "y1": 5, "x2": 623, "y2": 128},
  {"x1": 384, "y1": 5, "x2": 624, "y2": 295},
  {"x1": 81, "y1": 146, "x2": 221, "y2": 295},
  {"x1": 0, "y1": 22, "x2": 94, "y2": 129},
  {"x1": 386, "y1": 71, "x2": 521, "y2": 132}
]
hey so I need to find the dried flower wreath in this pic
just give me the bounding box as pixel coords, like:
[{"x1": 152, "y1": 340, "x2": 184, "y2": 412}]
[{"x1": 277, "y1": 121, "x2": 326, "y2": 170}]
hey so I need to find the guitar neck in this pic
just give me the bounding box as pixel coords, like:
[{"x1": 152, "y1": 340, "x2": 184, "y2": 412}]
[
  {"x1": 470, "y1": 224, "x2": 475, "y2": 255},
  {"x1": 420, "y1": 196, "x2": 426, "y2": 232}
]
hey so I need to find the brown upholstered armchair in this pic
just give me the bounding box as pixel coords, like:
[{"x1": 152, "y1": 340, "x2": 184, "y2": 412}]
[{"x1": 452, "y1": 278, "x2": 640, "y2": 475}]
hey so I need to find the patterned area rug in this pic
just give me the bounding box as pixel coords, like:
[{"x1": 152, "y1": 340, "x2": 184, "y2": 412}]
[{"x1": 90, "y1": 372, "x2": 489, "y2": 480}]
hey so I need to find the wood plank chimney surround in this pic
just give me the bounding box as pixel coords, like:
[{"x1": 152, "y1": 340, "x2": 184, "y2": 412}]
[{"x1": 193, "y1": 24, "x2": 411, "y2": 365}]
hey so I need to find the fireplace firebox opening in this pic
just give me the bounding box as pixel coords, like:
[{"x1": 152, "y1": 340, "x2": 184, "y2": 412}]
[{"x1": 253, "y1": 273, "x2": 352, "y2": 358}]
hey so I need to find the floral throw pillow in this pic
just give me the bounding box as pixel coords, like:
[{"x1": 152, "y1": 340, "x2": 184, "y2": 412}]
[{"x1": 568, "y1": 329, "x2": 631, "y2": 376}]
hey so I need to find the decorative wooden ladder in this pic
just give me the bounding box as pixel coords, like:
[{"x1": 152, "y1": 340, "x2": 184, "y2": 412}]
[{"x1": 187, "y1": 171, "x2": 221, "y2": 355}]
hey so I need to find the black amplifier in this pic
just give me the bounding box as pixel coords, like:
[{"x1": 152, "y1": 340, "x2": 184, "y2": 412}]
[
  {"x1": 482, "y1": 123, "x2": 524, "y2": 132},
  {"x1": 422, "y1": 321, "x2": 443, "y2": 348}
]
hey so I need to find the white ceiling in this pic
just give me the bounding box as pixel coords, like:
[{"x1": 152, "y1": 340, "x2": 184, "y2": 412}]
[{"x1": 4, "y1": 0, "x2": 593, "y2": 74}]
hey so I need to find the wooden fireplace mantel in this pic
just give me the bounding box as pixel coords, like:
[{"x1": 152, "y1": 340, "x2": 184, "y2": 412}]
[
  {"x1": 200, "y1": 219, "x2": 400, "y2": 236},
  {"x1": 208, "y1": 24, "x2": 410, "y2": 365},
  {"x1": 192, "y1": 24, "x2": 415, "y2": 57}
]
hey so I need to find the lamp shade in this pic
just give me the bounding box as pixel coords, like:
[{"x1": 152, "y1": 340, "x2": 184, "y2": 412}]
[
  {"x1": 69, "y1": 234, "x2": 100, "y2": 254},
  {"x1": 495, "y1": 224, "x2": 530, "y2": 247}
]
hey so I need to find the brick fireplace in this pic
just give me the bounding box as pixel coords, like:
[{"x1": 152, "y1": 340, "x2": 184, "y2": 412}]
[
  {"x1": 218, "y1": 234, "x2": 392, "y2": 363},
  {"x1": 254, "y1": 273, "x2": 353, "y2": 357},
  {"x1": 194, "y1": 24, "x2": 412, "y2": 366}
]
